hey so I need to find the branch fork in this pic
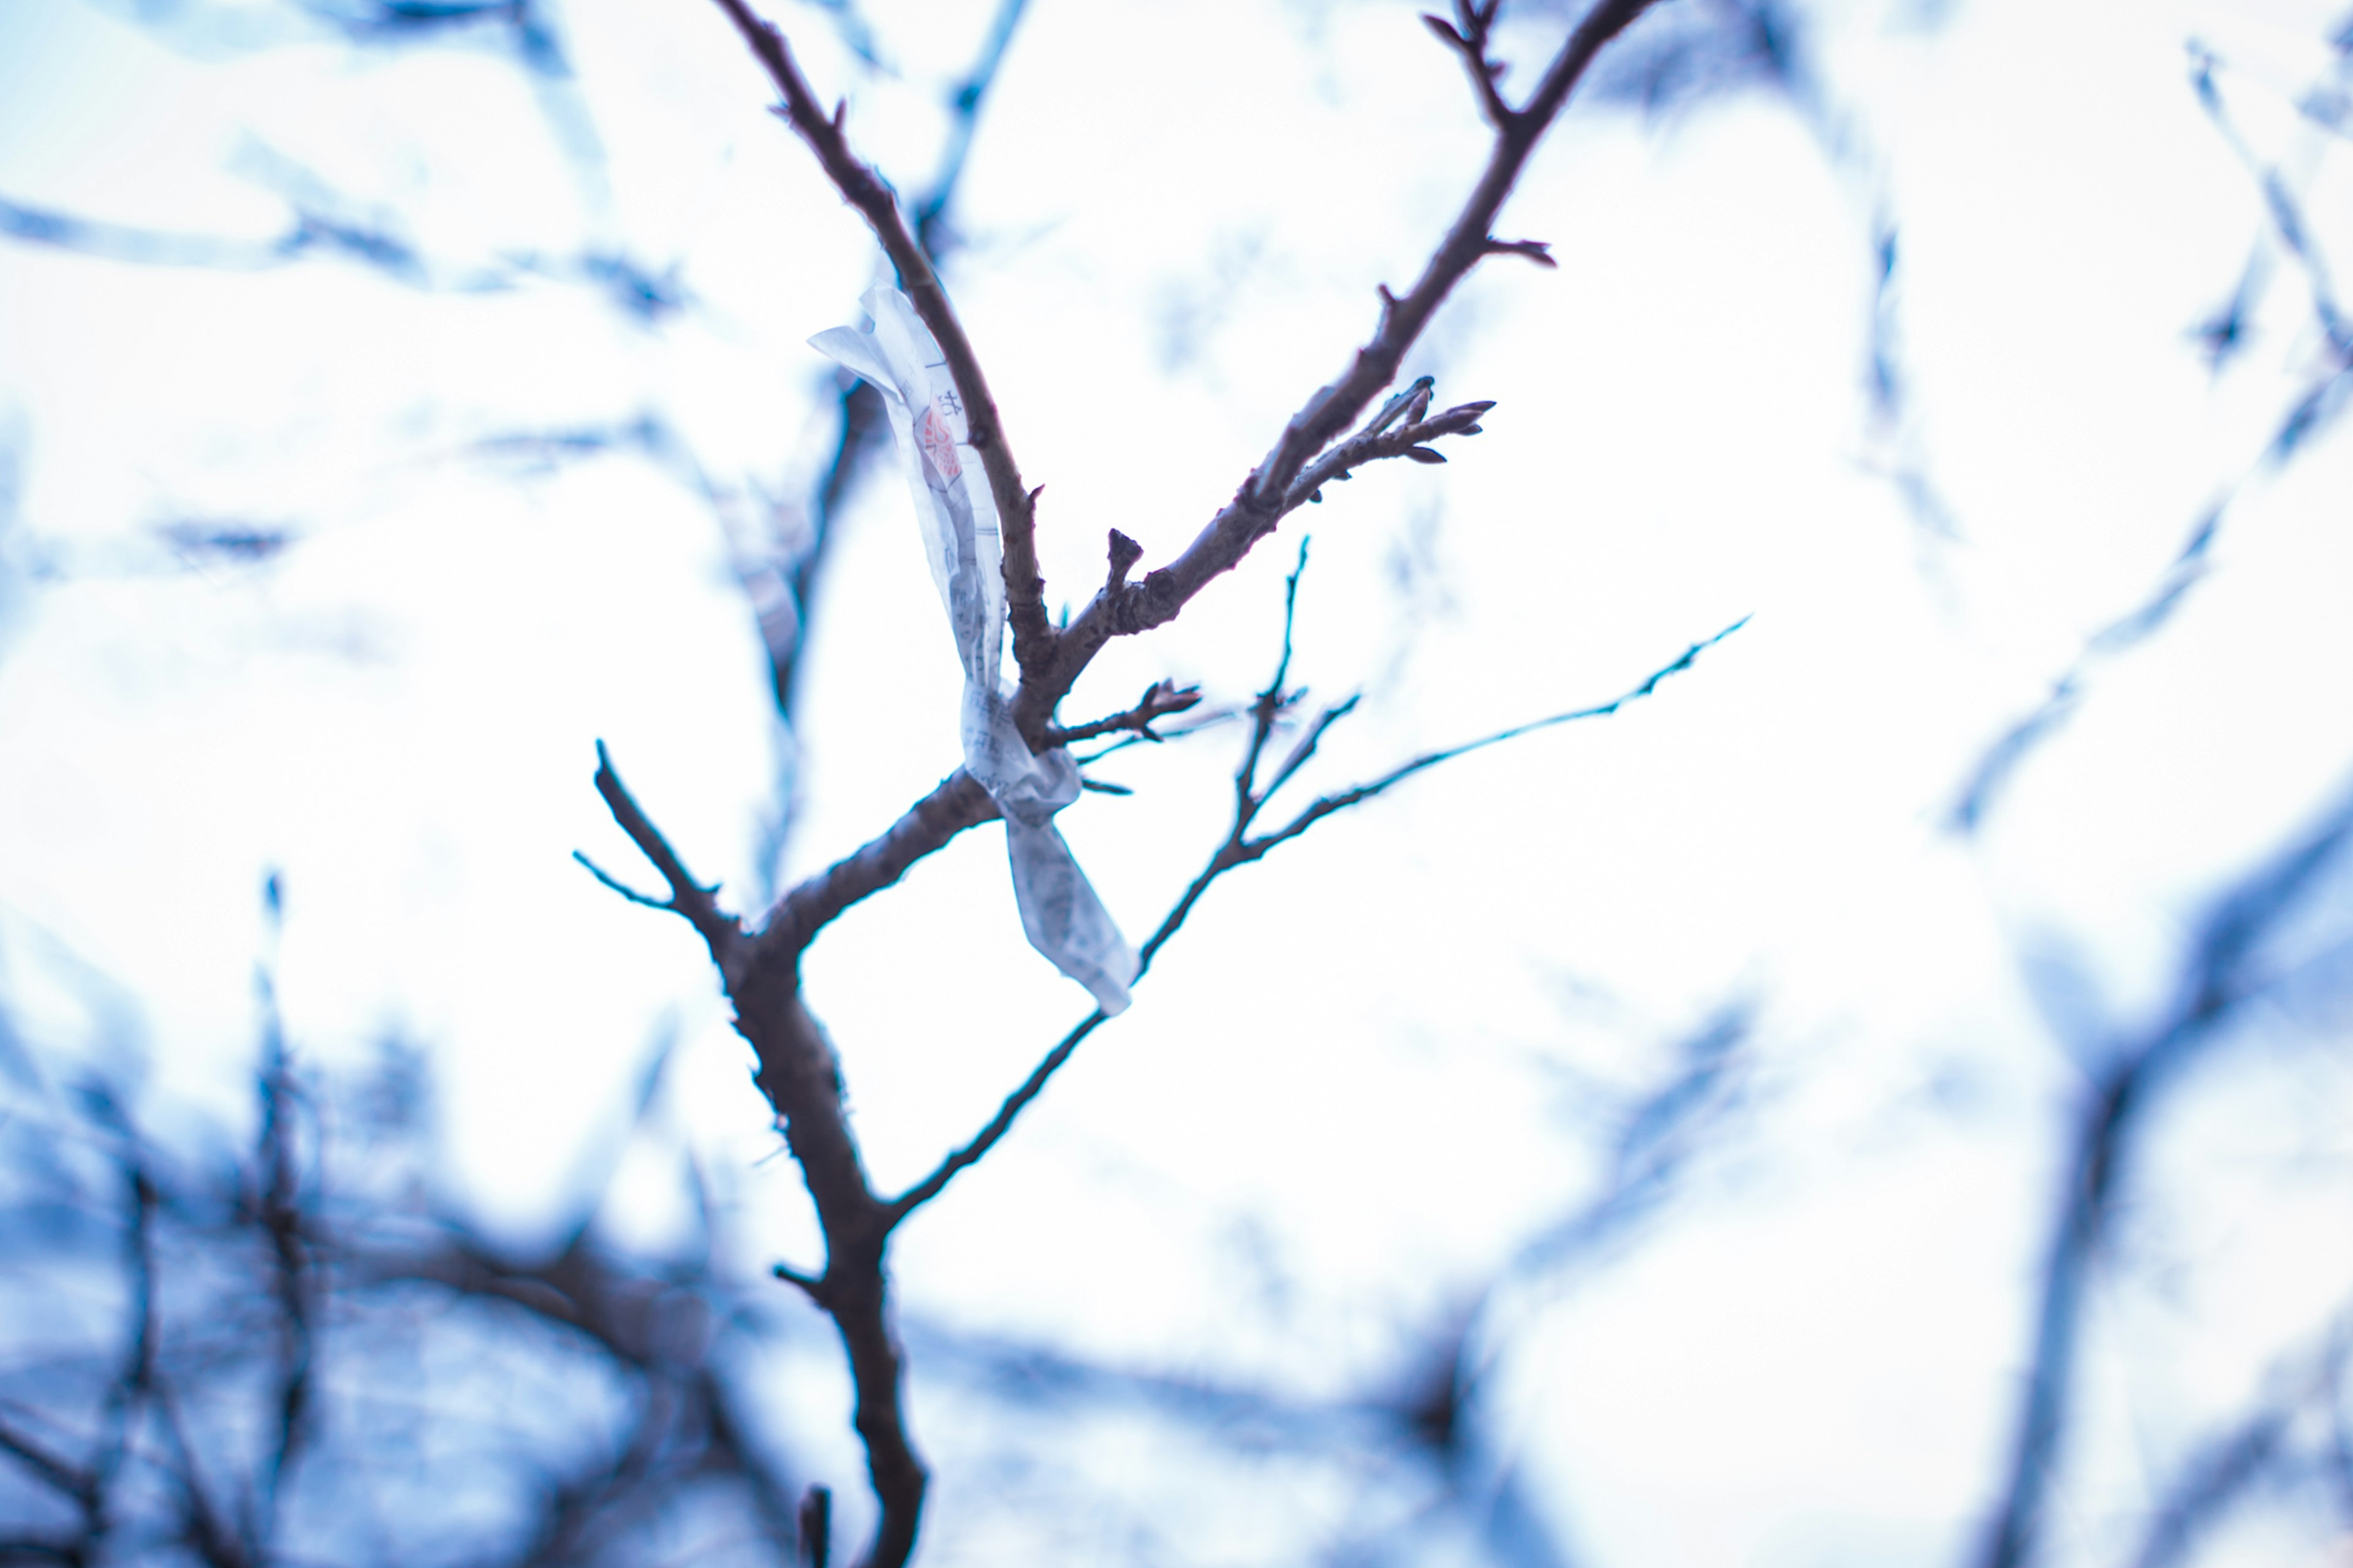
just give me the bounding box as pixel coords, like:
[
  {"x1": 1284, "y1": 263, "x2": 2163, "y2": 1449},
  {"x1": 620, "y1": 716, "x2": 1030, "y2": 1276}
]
[{"x1": 1423, "y1": 0, "x2": 1517, "y2": 129}]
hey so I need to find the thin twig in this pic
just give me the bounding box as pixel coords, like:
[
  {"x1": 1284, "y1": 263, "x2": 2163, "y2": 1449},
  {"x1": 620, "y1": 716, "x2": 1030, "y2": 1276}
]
[
  {"x1": 1025, "y1": 0, "x2": 1665, "y2": 733},
  {"x1": 0, "y1": 1417, "x2": 94, "y2": 1509},
  {"x1": 1043, "y1": 679, "x2": 1203, "y2": 748},
  {"x1": 2128, "y1": 1308, "x2": 2353, "y2": 1568},
  {"x1": 909, "y1": 0, "x2": 1030, "y2": 255},
  {"x1": 154, "y1": 1381, "x2": 247, "y2": 1568},
  {"x1": 1245, "y1": 617, "x2": 1746, "y2": 860},
  {"x1": 588, "y1": 742, "x2": 748, "y2": 970},
  {"x1": 890, "y1": 605, "x2": 1746, "y2": 1224},
  {"x1": 80, "y1": 1127, "x2": 160, "y2": 1559},
  {"x1": 572, "y1": 851, "x2": 672, "y2": 911},
  {"x1": 252, "y1": 956, "x2": 314, "y2": 1536},
  {"x1": 1273, "y1": 383, "x2": 1492, "y2": 515},
  {"x1": 1956, "y1": 42, "x2": 2353, "y2": 834},
  {"x1": 1235, "y1": 539, "x2": 1317, "y2": 818},
  {"x1": 1423, "y1": 0, "x2": 1515, "y2": 129},
  {"x1": 1974, "y1": 781, "x2": 2353, "y2": 1568},
  {"x1": 1073, "y1": 707, "x2": 1242, "y2": 767}
]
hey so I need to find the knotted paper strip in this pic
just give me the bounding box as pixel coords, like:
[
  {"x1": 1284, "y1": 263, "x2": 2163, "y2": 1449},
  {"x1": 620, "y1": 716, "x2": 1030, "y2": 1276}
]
[{"x1": 811, "y1": 287, "x2": 1139, "y2": 1015}]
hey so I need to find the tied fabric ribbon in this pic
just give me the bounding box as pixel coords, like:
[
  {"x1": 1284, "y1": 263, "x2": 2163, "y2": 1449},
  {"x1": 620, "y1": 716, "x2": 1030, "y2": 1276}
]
[{"x1": 811, "y1": 287, "x2": 1139, "y2": 1015}]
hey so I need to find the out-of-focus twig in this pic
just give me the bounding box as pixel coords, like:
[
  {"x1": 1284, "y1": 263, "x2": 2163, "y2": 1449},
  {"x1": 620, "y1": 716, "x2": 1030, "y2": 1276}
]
[{"x1": 1974, "y1": 781, "x2": 2353, "y2": 1568}]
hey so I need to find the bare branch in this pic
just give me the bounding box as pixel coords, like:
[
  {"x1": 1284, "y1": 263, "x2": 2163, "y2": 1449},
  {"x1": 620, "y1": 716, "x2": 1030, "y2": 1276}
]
[
  {"x1": 798, "y1": 1484, "x2": 833, "y2": 1568},
  {"x1": 1246, "y1": 616, "x2": 1747, "y2": 859},
  {"x1": 1104, "y1": 528, "x2": 1145, "y2": 594},
  {"x1": 1286, "y1": 398, "x2": 1495, "y2": 510},
  {"x1": 572, "y1": 850, "x2": 673, "y2": 911},
  {"x1": 1044, "y1": 680, "x2": 1203, "y2": 748},
  {"x1": 1481, "y1": 236, "x2": 1556, "y2": 266},
  {"x1": 1025, "y1": 0, "x2": 1664, "y2": 731},
  {"x1": 1236, "y1": 537, "x2": 1317, "y2": 813},
  {"x1": 707, "y1": 0, "x2": 1053, "y2": 692},
  {"x1": 251, "y1": 960, "x2": 315, "y2": 1529},
  {"x1": 890, "y1": 596, "x2": 1744, "y2": 1223},
  {"x1": 887, "y1": 1007, "x2": 1113, "y2": 1224},
  {"x1": 1423, "y1": 2, "x2": 1515, "y2": 129},
  {"x1": 82, "y1": 1136, "x2": 161, "y2": 1559},
  {"x1": 773, "y1": 1262, "x2": 830, "y2": 1306},
  {"x1": 1958, "y1": 44, "x2": 2353, "y2": 833},
  {"x1": 1257, "y1": 695, "x2": 1361, "y2": 807},
  {"x1": 154, "y1": 1382, "x2": 247, "y2": 1568},
  {"x1": 757, "y1": 769, "x2": 1001, "y2": 966},
  {"x1": 2190, "y1": 45, "x2": 2352, "y2": 358},
  {"x1": 2128, "y1": 1308, "x2": 2353, "y2": 1568},
  {"x1": 1974, "y1": 779, "x2": 2353, "y2": 1568},
  {"x1": 681, "y1": 7, "x2": 1681, "y2": 1559},
  {"x1": 907, "y1": 0, "x2": 1031, "y2": 256},
  {"x1": 588, "y1": 741, "x2": 749, "y2": 971},
  {"x1": 700, "y1": 1, "x2": 1662, "y2": 963},
  {"x1": 1359, "y1": 375, "x2": 1437, "y2": 439},
  {"x1": 0, "y1": 1416, "x2": 93, "y2": 1509}
]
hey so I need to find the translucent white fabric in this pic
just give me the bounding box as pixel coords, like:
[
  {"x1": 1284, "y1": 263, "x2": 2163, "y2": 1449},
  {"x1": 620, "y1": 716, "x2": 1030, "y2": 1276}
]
[{"x1": 812, "y1": 287, "x2": 1139, "y2": 1015}]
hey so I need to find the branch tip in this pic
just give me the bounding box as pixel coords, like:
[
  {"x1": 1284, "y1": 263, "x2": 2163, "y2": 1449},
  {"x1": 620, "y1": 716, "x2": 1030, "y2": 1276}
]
[
  {"x1": 773, "y1": 1262, "x2": 829, "y2": 1305},
  {"x1": 1483, "y1": 236, "x2": 1557, "y2": 267},
  {"x1": 586, "y1": 739, "x2": 745, "y2": 963},
  {"x1": 798, "y1": 1485, "x2": 833, "y2": 1568},
  {"x1": 1106, "y1": 528, "x2": 1145, "y2": 591},
  {"x1": 572, "y1": 850, "x2": 669, "y2": 911},
  {"x1": 1042, "y1": 677, "x2": 1202, "y2": 748}
]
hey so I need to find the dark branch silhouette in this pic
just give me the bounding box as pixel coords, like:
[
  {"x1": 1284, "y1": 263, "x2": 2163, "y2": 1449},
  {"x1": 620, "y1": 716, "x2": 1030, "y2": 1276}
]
[{"x1": 566, "y1": 4, "x2": 1695, "y2": 1556}]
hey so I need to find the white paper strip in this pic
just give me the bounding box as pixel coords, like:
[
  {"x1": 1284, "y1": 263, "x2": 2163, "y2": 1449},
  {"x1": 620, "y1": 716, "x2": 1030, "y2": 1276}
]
[{"x1": 811, "y1": 287, "x2": 1139, "y2": 1015}]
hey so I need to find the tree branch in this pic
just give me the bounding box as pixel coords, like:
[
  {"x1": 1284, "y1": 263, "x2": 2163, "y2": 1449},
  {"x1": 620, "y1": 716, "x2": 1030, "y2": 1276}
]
[
  {"x1": 251, "y1": 967, "x2": 315, "y2": 1531},
  {"x1": 889, "y1": 586, "x2": 1743, "y2": 1224},
  {"x1": 1243, "y1": 616, "x2": 1745, "y2": 860},
  {"x1": 588, "y1": 742, "x2": 749, "y2": 973},
  {"x1": 1423, "y1": 1, "x2": 1514, "y2": 130},
  {"x1": 706, "y1": 0, "x2": 1665, "y2": 964},
  {"x1": 687, "y1": 6, "x2": 1678, "y2": 1559},
  {"x1": 756, "y1": 769, "x2": 1001, "y2": 969},
  {"x1": 1974, "y1": 780, "x2": 2353, "y2": 1568},
  {"x1": 585, "y1": 740, "x2": 928, "y2": 1567},
  {"x1": 1020, "y1": 0, "x2": 1665, "y2": 735},
  {"x1": 708, "y1": 0, "x2": 1053, "y2": 691},
  {"x1": 1285, "y1": 396, "x2": 1496, "y2": 510},
  {"x1": 0, "y1": 1417, "x2": 93, "y2": 1510},
  {"x1": 1042, "y1": 679, "x2": 1203, "y2": 748}
]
